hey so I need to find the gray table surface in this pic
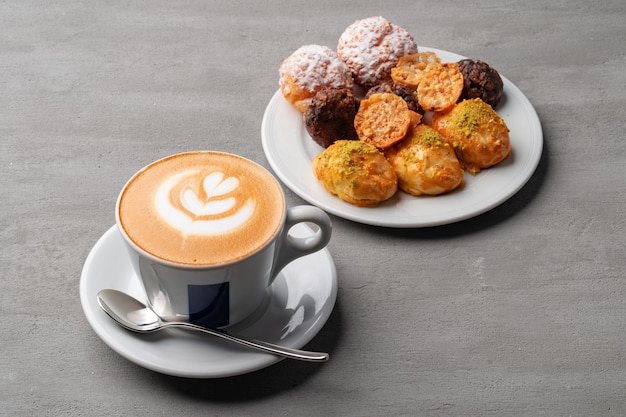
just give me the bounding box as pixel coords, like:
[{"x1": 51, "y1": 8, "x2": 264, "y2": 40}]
[{"x1": 2, "y1": 1, "x2": 625, "y2": 416}]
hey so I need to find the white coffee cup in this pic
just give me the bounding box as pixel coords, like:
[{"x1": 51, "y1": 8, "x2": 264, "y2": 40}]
[{"x1": 115, "y1": 151, "x2": 332, "y2": 328}]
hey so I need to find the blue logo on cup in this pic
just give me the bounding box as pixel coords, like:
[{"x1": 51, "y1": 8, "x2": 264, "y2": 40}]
[{"x1": 188, "y1": 283, "x2": 229, "y2": 328}]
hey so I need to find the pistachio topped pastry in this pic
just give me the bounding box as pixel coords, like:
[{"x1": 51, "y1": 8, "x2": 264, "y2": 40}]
[
  {"x1": 312, "y1": 140, "x2": 397, "y2": 207},
  {"x1": 431, "y1": 98, "x2": 511, "y2": 175},
  {"x1": 386, "y1": 124, "x2": 464, "y2": 196}
]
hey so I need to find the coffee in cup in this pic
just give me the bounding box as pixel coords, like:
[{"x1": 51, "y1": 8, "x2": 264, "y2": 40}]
[
  {"x1": 116, "y1": 151, "x2": 332, "y2": 328},
  {"x1": 118, "y1": 151, "x2": 285, "y2": 266}
]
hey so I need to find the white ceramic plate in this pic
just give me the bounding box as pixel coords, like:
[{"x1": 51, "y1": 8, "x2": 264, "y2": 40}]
[
  {"x1": 80, "y1": 225, "x2": 337, "y2": 378},
  {"x1": 262, "y1": 47, "x2": 543, "y2": 227}
]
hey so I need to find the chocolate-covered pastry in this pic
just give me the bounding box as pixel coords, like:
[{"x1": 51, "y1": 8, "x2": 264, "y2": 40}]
[
  {"x1": 365, "y1": 80, "x2": 423, "y2": 114},
  {"x1": 457, "y1": 59, "x2": 504, "y2": 108},
  {"x1": 303, "y1": 88, "x2": 360, "y2": 148}
]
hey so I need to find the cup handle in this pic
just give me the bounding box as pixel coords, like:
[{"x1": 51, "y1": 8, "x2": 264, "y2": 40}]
[{"x1": 270, "y1": 205, "x2": 332, "y2": 282}]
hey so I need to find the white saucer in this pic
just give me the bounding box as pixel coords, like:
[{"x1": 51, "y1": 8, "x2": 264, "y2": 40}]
[{"x1": 80, "y1": 225, "x2": 337, "y2": 378}]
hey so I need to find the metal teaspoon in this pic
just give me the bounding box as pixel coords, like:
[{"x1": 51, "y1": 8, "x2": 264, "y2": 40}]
[{"x1": 96, "y1": 289, "x2": 329, "y2": 362}]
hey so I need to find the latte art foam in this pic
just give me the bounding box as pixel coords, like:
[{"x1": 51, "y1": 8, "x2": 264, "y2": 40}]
[
  {"x1": 118, "y1": 152, "x2": 285, "y2": 265},
  {"x1": 155, "y1": 170, "x2": 256, "y2": 236}
]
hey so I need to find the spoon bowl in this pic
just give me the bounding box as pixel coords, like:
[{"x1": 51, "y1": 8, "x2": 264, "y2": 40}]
[{"x1": 97, "y1": 289, "x2": 329, "y2": 362}]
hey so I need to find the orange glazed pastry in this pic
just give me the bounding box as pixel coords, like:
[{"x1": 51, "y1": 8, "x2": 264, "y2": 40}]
[
  {"x1": 431, "y1": 98, "x2": 511, "y2": 174},
  {"x1": 354, "y1": 93, "x2": 412, "y2": 149},
  {"x1": 386, "y1": 125, "x2": 463, "y2": 196},
  {"x1": 313, "y1": 140, "x2": 397, "y2": 207},
  {"x1": 417, "y1": 62, "x2": 464, "y2": 112},
  {"x1": 279, "y1": 44, "x2": 354, "y2": 112},
  {"x1": 390, "y1": 51, "x2": 441, "y2": 88}
]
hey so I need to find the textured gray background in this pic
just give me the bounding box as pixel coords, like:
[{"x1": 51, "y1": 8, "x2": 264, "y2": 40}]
[{"x1": 2, "y1": 1, "x2": 625, "y2": 416}]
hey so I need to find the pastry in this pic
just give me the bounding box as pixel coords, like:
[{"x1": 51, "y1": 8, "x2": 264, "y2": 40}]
[
  {"x1": 303, "y1": 88, "x2": 360, "y2": 148},
  {"x1": 431, "y1": 98, "x2": 511, "y2": 174},
  {"x1": 457, "y1": 59, "x2": 504, "y2": 108},
  {"x1": 390, "y1": 51, "x2": 441, "y2": 88},
  {"x1": 386, "y1": 124, "x2": 463, "y2": 196},
  {"x1": 365, "y1": 80, "x2": 423, "y2": 114},
  {"x1": 312, "y1": 140, "x2": 397, "y2": 206},
  {"x1": 279, "y1": 44, "x2": 354, "y2": 112},
  {"x1": 337, "y1": 16, "x2": 418, "y2": 89},
  {"x1": 417, "y1": 62, "x2": 464, "y2": 112},
  {"x1": 354, "y1": 93, "x2": 411, "y2": 149}
]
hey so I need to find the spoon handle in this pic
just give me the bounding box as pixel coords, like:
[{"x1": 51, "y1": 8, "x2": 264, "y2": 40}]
[{"x1": 162, "y1": 322, "x2": 329, "y2": 362}]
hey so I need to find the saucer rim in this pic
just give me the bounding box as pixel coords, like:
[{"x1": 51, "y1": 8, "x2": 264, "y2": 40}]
[{"x1": 79, "y1": 225, "x2": 337, "y2": 378}]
